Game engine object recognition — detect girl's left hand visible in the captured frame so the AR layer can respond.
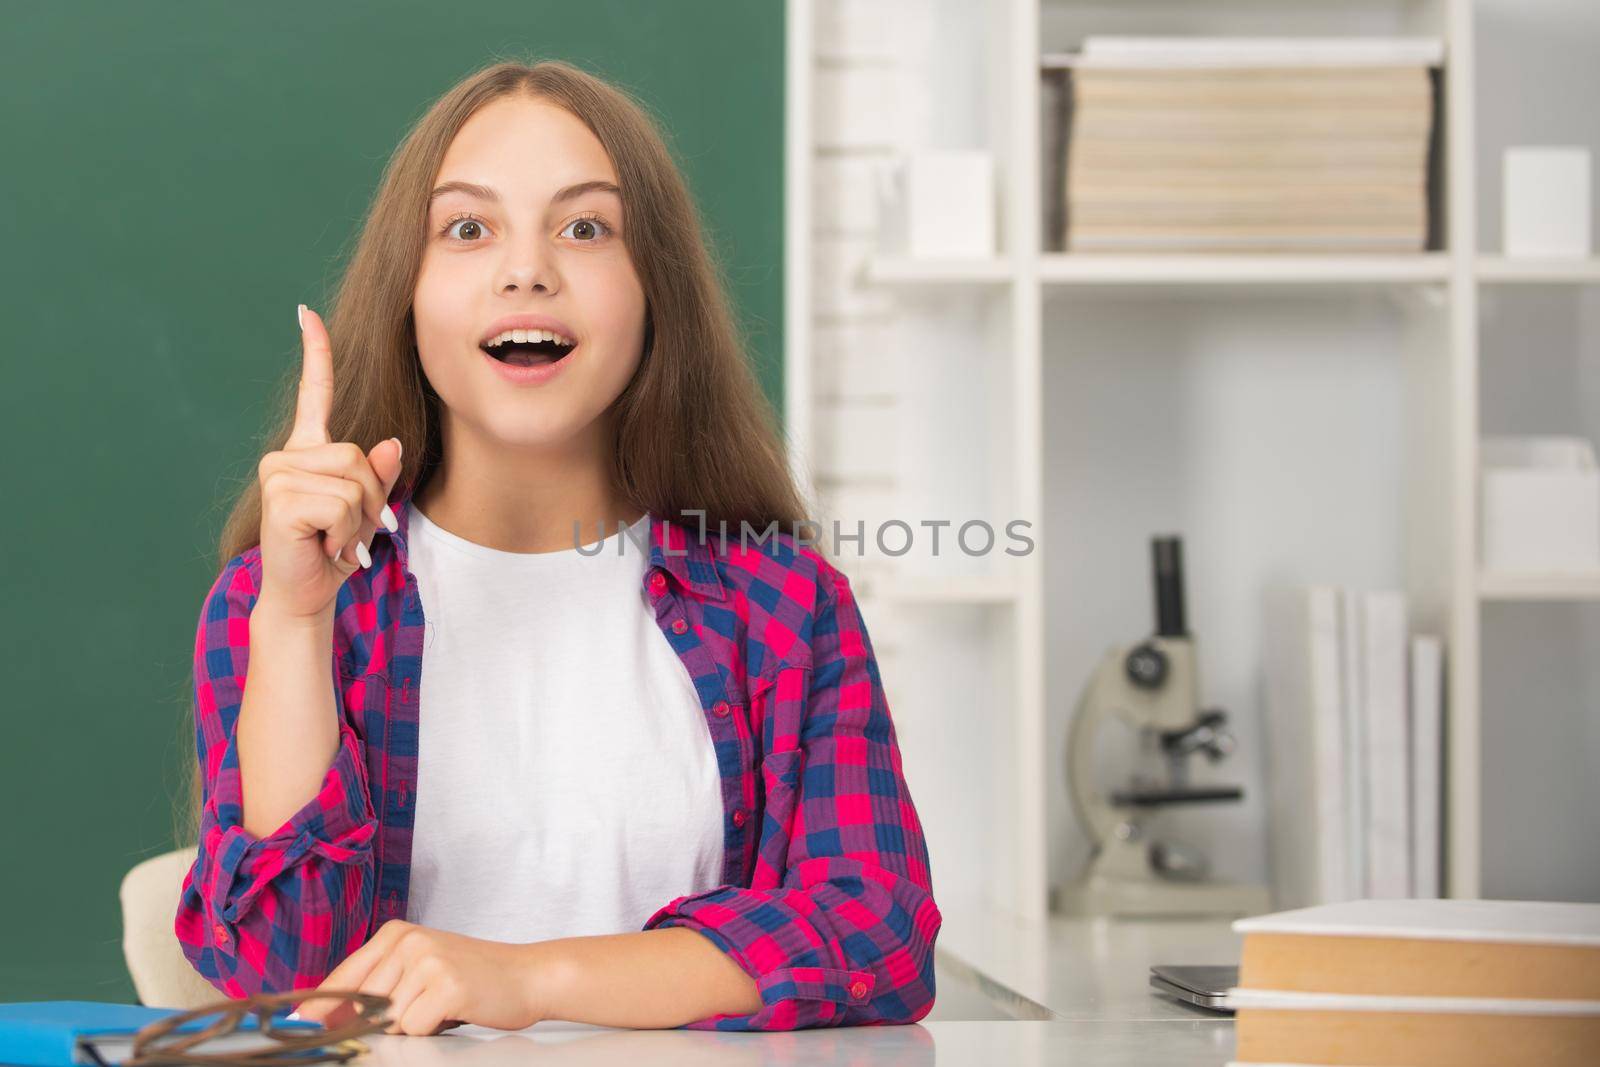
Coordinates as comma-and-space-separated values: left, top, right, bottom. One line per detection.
293, 920, 554, 1036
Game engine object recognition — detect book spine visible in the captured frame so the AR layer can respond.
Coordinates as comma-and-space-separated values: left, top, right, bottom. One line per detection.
1308, 587, 1349, 904
1411, 634, 1445, 898
1339, 588, 1368, 900
1363, 590, 1413, 898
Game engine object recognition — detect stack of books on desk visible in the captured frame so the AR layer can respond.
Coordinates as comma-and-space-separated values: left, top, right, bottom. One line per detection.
1047, 36, 1443, 253
1225, 899, 1600, 1067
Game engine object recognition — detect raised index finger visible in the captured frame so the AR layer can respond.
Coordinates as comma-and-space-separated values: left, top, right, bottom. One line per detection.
287, 304, 334, 449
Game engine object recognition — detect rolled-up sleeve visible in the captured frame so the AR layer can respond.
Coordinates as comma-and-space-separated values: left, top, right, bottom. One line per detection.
174, 552, 378, 997
643, 563, 942, 1029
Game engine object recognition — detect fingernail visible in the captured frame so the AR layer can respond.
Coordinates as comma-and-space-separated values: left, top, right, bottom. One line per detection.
286, 1011, 301, 1022
297, 303, 305, 330
357, 541, 372, 569
381, 504, 398, 533
391, 436, 402, 459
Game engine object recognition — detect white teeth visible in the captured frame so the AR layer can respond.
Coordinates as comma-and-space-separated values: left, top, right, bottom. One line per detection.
484, 327, 575, 348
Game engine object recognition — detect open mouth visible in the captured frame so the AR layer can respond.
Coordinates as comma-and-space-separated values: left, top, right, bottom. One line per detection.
481, 337, 577, 367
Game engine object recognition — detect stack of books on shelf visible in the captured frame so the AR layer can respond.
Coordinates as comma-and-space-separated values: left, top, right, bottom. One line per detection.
1224, 898, 1600, 1067
1044, 36, 1443, 253
1260, 586, 1443, 910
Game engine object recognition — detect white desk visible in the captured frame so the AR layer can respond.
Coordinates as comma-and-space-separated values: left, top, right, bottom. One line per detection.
355, 1018, 1236, 1066
933, 904, 1245, 1022
349, 909, 1244, 1065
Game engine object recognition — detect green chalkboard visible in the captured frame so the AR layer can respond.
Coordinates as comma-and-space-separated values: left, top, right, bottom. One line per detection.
0, 1, 784, 1002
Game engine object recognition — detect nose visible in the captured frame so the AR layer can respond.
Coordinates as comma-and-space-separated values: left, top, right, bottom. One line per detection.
495, 237, 560, 295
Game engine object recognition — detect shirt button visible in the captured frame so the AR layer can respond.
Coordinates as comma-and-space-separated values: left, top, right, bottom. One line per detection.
712, 700, 730, 717
671, 618, 688, 635
849, 979, 868, 999
731, 808, 747, 828
648, 571, 667, 596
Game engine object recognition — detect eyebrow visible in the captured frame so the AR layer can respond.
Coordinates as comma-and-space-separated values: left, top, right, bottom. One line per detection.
427, 179, 621, 208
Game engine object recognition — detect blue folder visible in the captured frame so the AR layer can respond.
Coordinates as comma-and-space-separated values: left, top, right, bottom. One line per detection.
0, 1000, 324, 1067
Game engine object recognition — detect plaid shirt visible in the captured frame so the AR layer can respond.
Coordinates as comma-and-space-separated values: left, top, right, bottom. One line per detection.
175, 473, 942, 1030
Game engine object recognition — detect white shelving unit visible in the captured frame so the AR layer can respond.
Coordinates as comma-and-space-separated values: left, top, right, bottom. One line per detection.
1476, 256, 1600, 284
1478, 570, 1600, 601
786, 0, 1600, 921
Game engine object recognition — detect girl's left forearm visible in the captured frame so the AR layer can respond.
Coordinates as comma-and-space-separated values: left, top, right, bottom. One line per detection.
522, 927, 764, 1029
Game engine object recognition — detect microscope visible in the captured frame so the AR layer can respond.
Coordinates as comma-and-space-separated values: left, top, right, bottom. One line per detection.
1055, 536, 1270, 919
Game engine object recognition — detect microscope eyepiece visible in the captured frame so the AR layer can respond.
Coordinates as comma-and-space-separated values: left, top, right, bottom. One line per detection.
1152, 536, 1187, 637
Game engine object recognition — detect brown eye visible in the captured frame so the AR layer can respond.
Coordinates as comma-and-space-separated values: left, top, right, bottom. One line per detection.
440, 215, 489, 241
561, 215, 611, 242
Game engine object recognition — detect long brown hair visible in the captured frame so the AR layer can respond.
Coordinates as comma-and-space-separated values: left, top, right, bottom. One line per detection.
177, 57, 810, 848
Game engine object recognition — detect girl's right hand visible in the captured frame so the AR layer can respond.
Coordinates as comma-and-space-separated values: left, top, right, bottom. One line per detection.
256, 304, 405, 622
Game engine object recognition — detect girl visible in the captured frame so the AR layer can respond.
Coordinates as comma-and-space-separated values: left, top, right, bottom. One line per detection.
173, 59, 941, 1034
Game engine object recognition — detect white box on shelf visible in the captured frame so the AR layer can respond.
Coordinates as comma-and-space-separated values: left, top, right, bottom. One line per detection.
877, 150, 996, 259
1503, 147, 1592, 259
1480, 436, 1600, 573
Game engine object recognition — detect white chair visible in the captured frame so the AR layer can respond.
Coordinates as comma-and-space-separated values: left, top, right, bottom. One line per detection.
119, 848, 227, 1008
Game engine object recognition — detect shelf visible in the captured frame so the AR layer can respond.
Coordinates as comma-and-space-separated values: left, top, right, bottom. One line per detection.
861, 573, 1020, 605
1476, 256, 1600, 284
863, 256, 1014, 286
1040, 253, 1450, 287
862, 254, 1456, 289
1477, 570, 1600, 601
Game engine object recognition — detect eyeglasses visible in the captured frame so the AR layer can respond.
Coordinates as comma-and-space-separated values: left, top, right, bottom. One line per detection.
96, 991, 393, 1067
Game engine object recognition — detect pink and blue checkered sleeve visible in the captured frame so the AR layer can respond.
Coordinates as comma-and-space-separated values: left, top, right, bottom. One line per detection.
643, 562, 943, 1030
174, 552, 380, 997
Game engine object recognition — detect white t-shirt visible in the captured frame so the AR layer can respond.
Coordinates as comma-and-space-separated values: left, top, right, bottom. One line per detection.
401, 504, 726, 943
